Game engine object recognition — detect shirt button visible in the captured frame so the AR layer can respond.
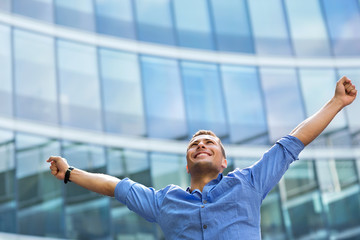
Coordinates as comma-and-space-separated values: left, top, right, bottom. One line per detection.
201, 205, 205, 208
203, 200, 207, 204
203, 224, 207, 229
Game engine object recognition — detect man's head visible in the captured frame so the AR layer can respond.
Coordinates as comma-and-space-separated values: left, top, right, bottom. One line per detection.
186, 130, 227, 175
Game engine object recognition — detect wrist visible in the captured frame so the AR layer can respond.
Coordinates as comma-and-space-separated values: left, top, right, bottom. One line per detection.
64, 166, 74, 184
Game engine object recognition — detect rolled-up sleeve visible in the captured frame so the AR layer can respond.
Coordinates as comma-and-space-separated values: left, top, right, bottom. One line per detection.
114, 178, 161, 223
239, 135, 305, 199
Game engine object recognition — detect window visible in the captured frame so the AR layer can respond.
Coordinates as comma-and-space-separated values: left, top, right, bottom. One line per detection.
140, 56, 187, 139
55, 0, 95, 31
248, 0, 292, 55
181, 61, 228, 138
173, 0, 214, 49
14, 30, 58, 124
0, 25, 12, 117
12, 0, 53, 22
94, 0, 136, 39
99, 48, 145, 136
322, 0, 360, 56
210, 0, 254, 53
284, 0, 331, 56
260, 67, 305, 142
135, 0, 175, 45
221, 65, 267, 143
57, 40, 102, 130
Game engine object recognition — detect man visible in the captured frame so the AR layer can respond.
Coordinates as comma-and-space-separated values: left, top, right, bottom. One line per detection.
48, 76, 357, 239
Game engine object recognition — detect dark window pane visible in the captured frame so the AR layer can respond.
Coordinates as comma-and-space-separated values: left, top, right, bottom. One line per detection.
13, 0, 53, 22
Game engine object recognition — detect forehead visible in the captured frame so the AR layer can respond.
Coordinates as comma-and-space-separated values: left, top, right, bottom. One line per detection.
189, 135, 219, 145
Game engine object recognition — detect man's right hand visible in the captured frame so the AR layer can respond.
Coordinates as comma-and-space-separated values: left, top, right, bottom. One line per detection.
47, 156, 70, 180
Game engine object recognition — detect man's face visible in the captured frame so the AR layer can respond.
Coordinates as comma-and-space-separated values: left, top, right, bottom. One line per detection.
186, 135, 227, 174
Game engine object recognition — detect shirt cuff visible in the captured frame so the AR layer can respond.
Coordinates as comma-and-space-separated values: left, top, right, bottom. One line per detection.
277, 135, 305, 160
114, 178, 137, 204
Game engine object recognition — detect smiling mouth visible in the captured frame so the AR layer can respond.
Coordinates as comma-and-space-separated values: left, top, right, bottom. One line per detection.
194, 152, 211, 158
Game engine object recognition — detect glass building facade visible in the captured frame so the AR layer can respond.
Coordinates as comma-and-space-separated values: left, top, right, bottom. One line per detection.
0, 0, 360, 239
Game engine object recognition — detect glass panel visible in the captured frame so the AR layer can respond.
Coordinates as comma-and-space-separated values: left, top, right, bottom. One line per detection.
335, 159, 358, 188
0, 130, 15, 233
260, 67, 305, 142
284, 160, 317, 198
94, 0, 136, 39
57, 40, 102, 131
286, 192, 326, 238
261, 188, 286, 240
299, 69, 346, 133
65, 198, 110, 239
322, 0, 360, 56
135, 0, 175, 45
15, 133, 63, 237
141, 56, 187, 139
221, 65, 267, 143
325, 187, 360, 232
99, 48, 145, 136
181, 61, 228, 137
284, 0, 331, 56
107, 148, 151, 187
337, 69, 360, 134
13, 0, 53, 22
150, 152, 188, 189
14, 30, 58, 124
248, 0, 292, 56
173, 0, 214, 49
0, 0, 10, 11
0, 25, 12, 117
210, 0, 254, 53
55, 0, 95, 31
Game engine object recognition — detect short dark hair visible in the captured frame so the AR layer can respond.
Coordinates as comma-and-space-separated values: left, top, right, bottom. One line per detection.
189, 130, 226, 159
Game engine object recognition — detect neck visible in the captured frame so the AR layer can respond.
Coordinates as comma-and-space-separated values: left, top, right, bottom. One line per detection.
189, 171, 220, 192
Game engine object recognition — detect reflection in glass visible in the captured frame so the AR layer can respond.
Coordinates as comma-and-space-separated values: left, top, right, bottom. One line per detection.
57, 40, 102, 130
299, 69, 346, 133
0, 25, 12, 117
135, 0, 175, 45
210, 0, 254, 53
322, 0, 360, 56
286, 192, 326, 238
99, 48, 145, 136
284, 0, 331, 56
16, 133, 63, 237
181, 61, 228, 138
14, 30, 58, 124
284, 160, 317, 198
260, 68, 305, 142
150, 152, 188, 189
173, 0, 214, 49
248, 0, 292, 55
337, 69, 360, 134
0, 130, 15, 233
62, 142, 110, 239
12, 0, 53, 22
54, 0, 95, 31
141, 56, 187, 139
221, 65, 267, 143
94, 0, 136, 39
261, 188, 286, 240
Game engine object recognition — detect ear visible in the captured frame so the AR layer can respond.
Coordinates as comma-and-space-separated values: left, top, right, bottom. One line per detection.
221, 159, 228, 169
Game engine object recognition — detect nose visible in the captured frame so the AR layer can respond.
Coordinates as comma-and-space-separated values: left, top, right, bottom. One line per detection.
197, 141, 206, 149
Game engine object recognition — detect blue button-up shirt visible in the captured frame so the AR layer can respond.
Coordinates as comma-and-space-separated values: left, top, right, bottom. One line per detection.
114, 135, 304, 239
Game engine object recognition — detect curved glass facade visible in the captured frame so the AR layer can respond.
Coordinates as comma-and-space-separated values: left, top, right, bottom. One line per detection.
1, 1, 360, 239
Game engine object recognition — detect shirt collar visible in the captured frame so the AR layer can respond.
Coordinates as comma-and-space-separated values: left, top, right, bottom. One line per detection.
186, 173, 223, 194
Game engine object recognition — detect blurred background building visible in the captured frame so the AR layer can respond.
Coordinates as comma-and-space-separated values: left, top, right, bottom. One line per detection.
0, 0, 360, 239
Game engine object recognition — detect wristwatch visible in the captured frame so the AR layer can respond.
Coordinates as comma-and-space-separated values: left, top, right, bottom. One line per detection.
64, 166, 74, 184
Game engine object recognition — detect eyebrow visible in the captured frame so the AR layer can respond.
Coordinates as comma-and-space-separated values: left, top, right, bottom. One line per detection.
188, 137, 217, 148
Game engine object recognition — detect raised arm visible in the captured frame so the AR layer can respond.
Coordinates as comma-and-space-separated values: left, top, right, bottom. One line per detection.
290, 76, 357, 146
47, 156, 120, 197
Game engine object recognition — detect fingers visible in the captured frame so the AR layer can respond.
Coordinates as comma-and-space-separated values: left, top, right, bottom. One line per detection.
344, 82, 357, 96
